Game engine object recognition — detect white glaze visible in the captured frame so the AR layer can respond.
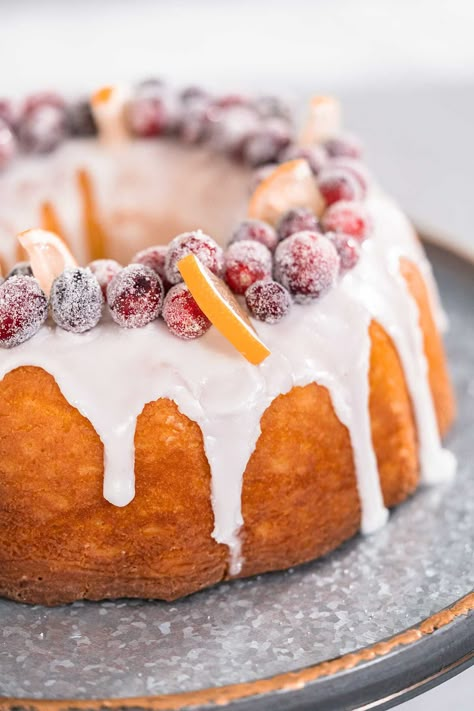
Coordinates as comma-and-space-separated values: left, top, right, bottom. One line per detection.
0, 186, 456, 573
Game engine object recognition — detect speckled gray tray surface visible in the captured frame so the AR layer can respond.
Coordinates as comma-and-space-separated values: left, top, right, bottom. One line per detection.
0, 242, 473, 702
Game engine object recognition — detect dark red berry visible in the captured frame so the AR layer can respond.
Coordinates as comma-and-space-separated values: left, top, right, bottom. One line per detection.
328, 232, 361, 271
279, 144, 327, 175
322, 201, 372, 241
243, 117, 291, 166
127, 81, 179, 137
180, 86, 209, 104
163, 283, 211, 340
274, 231, 340, 303
19, 93, 67, 153
88, 259, 122, 298
224, 240, 272, 295
107, 264, 163, 328
318, 167, 363, 206
131, 245, 171, 289
7, 261, 33, 279
230, 219, 278, 252
277, 207, 321, 242
254, 95, 291, 121
329, 157, 370, 191
209, 104, 259, 156
67, 99, 97, 137
165, 231, 224, 285
245, 279, 291, 323
0, 99, 19, 129
180, 95, 213, 144
0, 118, 17, 170
51, 268, 104, 333
324, 133, 362, 159
0, 276, 48, 348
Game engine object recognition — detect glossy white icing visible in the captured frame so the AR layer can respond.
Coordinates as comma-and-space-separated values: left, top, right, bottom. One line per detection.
0, 186, 456, 573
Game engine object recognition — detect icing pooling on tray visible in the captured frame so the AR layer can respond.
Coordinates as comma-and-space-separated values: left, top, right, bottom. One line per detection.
0, 185, 456, 573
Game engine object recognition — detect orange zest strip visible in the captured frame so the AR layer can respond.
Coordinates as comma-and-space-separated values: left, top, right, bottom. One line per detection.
40, 200, 72, 248
77, 167, 108, 261
17, 228, 77, 296
178, 254, 271, 366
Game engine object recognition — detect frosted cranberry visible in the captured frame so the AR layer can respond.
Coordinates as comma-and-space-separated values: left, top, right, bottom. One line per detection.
51, 268, 104, 333
318, 167, 363, 206
0, 118, 17, 170
107, 264, 163, 328
215, 94, 249, 109
243, 117, 292, 166
279, 144, 327, 175
209, 104, 259, 156
180, 86, 209, 104
245, 279, 291, 324
328, 232, 361, 271
274, 231, 339, 303
329, 157, 370, 191
277, 207, 321, 242
19, 93, 67, 153
254, 95, 291, 121
224, 240, 272, 295
180, 96, 213, 143
67, 99, 97, 136
163, 283, 211, 340
230, 219, 278, 252
324, 133, 362, 159
127, 81, 179, 137
322, 201, 372, 241
0, 99, 19, 128
165, 231, 223, 285
0, 276, 48, 348
88, 259, 122, 297
7, 261, 33, 279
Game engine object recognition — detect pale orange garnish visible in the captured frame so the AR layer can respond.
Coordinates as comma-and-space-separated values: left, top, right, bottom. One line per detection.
178, 253, 270, 365
299, 95, 341, 146
90, 84, 128, 144
17, 228, 77, 295
248, 159, 324, 225
77, 168, 108, 261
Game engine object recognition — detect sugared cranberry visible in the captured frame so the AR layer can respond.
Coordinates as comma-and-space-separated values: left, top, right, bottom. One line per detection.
324, 133, 362, 159
180, 86, 209, 104
224, 240, 272, 295
19, 93, 67, 153
245, 279, 291, 324
127, 80, 179, 137
328, 232, 361, 271
0, 99, 19, 129
318, 167, 363, 206
274, 231, 340, 303
7, 261, 33, 279
51, 267, 104, 333
230, 219, 278, 252
279, 144, 327, 175
209, 104, 259, 156
0, 118, 17, 170
67, 99, 97, 137
163, 282, 211, 340
254, 95, 291, 121
165, 231, 224, 285
214, 94, 249, 109
277, 207, 321, 242
131, 245, 170, 290
107, 264, 163, 328
243, 117, 292, 166
329, 157, 370, 192
322, 200, 372, 241
88, 259, 122, 298
0, 276, 48, 348
180, 95, 213, 144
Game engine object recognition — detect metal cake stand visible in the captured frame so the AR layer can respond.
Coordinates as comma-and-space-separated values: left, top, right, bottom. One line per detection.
0, 240, 473, 711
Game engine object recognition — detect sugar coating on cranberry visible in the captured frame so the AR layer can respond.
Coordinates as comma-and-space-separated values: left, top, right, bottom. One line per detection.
324, 133, 362, 159
328, 232, 361, 271
67, 99, 97, 136
322, 200, 372, 241
329, 157, 370, 191
131, 245, 170, 289
0, 118, 17, 170
245, 279, 291, 324
230, 219, 278, 252
243, 117, 291, 166
165, 230, 224, 285
279, 144, 327, 175
88, 259, 123, 297
163, 283, 211, 340
274, 231, 340, 303
224, 240, 273, 295
107, 264, 163, 328
127, 80, 179, 137
7, 261, 33, 279
318, 166, 363, 206
19, 93, 67, 154
0, 276, 48, 348
51, 267, 104, 333
277, 207, 321, 242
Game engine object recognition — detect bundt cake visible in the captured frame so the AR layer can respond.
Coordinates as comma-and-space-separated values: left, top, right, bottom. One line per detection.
0, 84, 456, 605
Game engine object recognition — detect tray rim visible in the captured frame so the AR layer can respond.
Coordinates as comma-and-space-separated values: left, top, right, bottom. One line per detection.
1, 234, 473, 711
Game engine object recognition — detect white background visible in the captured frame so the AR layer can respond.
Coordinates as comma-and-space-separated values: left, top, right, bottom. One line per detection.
1, 1, 473, 707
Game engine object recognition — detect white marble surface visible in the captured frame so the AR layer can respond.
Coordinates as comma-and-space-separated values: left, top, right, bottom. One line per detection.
0, 0, 473, 707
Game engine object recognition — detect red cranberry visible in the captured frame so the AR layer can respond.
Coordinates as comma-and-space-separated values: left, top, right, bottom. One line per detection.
180, 95, 213, 144
243, 117, 292, 166
127, 81, 179, 137
324, 133, 362, 159
224, 240, 272, 295
67, 99, 97, 137
131, 245, 170, 290
7, 262, 33, 279
230, 219, 278, 252
328, 232, 361, 271
107, 264, 163, 328
208, 104, 259, 156
163, 283, 211, 340
329, 157, 370, 191
51, 267, 104, 333
254, 95, 291, 121
0, 118, 17, 170
19, 93, 67, 153
0, 276, 48, 348
274, 231, 340, 303
277, 207, 321, 242
245, 279, 291, 324
165, 231, 224, 286
318, 167, 363, 206
0, 99, 19, 128
88, 259, 122, 298
279, 144, 327, 175
180, 86, 210, 104
322, 201, 372, 241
